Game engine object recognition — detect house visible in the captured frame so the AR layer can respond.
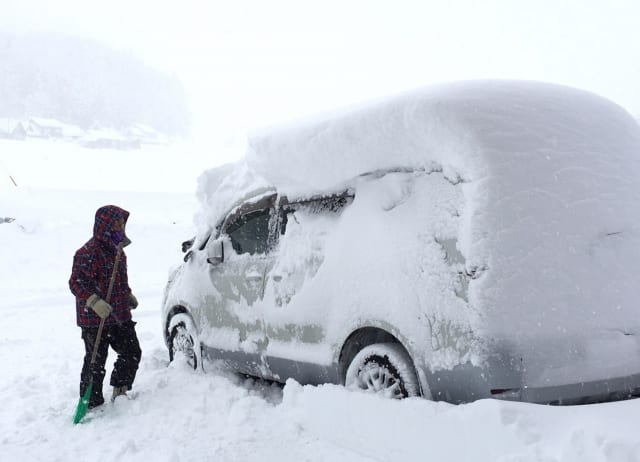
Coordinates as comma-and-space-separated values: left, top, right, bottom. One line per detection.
0, 119, 27, 140
58, 122, 86, 140
26, 118, 85, 140
126, 123, 168, 145
26, 117, 64, 138
80, 127, 140, 150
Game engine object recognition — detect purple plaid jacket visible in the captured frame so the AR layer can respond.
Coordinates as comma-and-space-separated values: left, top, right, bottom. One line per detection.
69, 205, 133, 327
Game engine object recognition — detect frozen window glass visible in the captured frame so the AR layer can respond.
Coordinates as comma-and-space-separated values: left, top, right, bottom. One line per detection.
226, 209, 271, 255
280, 194, 352, 235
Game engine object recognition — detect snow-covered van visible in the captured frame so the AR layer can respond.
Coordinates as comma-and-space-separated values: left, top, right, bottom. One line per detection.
162, 80, 640, 404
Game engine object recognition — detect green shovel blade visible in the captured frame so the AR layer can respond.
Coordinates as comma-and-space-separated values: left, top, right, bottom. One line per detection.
73, 383, 93, 424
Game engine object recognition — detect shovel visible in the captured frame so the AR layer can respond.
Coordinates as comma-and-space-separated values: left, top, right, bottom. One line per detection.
73, 242, 124, 424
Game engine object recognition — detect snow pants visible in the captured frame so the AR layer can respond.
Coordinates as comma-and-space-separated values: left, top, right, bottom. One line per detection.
80, 320, 141, 407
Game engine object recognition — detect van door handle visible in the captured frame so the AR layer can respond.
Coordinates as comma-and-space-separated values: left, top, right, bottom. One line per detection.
272, 275, 283, 282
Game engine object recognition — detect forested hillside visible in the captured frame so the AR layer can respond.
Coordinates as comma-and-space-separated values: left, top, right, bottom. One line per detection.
0, 32, 190, 136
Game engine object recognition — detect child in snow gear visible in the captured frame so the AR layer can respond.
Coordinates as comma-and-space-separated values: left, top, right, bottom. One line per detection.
69, 205, 141, 409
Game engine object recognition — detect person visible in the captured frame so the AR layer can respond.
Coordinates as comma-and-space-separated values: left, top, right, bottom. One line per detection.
69, 205, 141, 408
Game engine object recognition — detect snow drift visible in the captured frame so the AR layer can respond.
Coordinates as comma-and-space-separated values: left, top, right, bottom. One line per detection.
5, 133, 640, 461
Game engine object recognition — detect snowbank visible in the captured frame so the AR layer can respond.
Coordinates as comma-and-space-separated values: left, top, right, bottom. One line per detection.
3, 142, 640, 461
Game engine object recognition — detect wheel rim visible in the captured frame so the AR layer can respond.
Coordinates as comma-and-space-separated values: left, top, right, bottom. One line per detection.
172, 323, 197, 369
353, 358, 407, 399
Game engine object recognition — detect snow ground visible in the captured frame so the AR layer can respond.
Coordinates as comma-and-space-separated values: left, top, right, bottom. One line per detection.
2, 141, 640, 462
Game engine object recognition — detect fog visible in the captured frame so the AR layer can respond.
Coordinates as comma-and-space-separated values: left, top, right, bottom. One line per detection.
2, 0, 640, 165
0, 33, 189, 136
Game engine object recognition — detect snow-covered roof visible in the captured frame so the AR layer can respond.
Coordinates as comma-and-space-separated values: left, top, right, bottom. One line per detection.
59, 123, 85, 137
28, 117, 85, 137
247, 80, 640, 193
128, 123, 160, 137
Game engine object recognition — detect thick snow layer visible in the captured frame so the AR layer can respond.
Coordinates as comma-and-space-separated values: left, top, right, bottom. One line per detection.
196, 80, 640, 380
247, 80, 640, 192
4, 142, 640, 461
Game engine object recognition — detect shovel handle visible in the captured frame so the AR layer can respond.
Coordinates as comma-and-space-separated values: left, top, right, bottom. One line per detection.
90, 243, 124, 365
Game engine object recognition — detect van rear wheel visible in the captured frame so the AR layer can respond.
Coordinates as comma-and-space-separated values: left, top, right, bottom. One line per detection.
345, 343, 419, 399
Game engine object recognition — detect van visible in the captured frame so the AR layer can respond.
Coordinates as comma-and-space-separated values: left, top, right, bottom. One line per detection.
162, 80, 640, 403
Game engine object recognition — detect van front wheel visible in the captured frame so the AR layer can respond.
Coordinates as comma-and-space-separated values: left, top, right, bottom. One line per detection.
345, 343, 419, 399
168, 313, 201, 371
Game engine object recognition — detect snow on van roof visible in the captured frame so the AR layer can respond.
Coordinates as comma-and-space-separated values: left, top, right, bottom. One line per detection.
200, 80, 640, 230
246, 80, 640, 192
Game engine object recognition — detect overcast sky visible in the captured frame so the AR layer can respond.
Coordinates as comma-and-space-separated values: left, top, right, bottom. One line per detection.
3, 0, 640, 158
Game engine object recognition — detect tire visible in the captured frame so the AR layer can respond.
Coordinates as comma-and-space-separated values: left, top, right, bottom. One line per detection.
168, 313, 202, 371
345, 342, 420, 399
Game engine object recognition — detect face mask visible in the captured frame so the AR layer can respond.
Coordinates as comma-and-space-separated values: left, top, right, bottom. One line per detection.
111, 230, 125, 245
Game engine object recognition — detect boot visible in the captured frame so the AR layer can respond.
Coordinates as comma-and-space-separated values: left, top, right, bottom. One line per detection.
111, 385, 129, 402
89, 396, 105, 409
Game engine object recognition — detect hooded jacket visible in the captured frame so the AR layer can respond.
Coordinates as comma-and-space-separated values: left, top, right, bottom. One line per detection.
69, 205, 133, 327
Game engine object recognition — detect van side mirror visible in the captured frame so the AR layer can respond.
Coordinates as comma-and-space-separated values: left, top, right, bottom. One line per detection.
182, 237, 196, 262
181, 237, 195, 253
206, 239, 225, 265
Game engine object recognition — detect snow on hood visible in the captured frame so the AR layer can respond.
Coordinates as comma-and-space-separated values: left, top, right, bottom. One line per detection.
197, 80, 640, 370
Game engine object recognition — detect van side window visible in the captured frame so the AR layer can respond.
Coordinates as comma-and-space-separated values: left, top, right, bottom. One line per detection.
225, 208, 271, 255
280, 192, 353, 235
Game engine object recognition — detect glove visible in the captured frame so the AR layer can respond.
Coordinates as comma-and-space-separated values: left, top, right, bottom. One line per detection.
86, 294, 113, 319
129, 293, 138, 309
